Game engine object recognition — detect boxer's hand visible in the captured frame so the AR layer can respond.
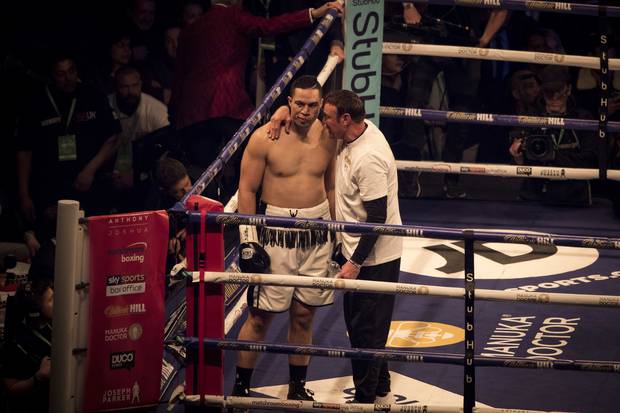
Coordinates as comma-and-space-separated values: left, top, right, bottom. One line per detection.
239, 225, 270, 273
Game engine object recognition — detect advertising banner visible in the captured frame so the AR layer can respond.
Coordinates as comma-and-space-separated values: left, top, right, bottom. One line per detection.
344, 0, 384, 124
84, 211, 168, 412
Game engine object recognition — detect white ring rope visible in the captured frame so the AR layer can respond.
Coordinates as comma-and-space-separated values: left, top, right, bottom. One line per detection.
193, 271, 620, 308
383, 42, 620, 70
183, 394, 575, 413
396, 160, 620, 181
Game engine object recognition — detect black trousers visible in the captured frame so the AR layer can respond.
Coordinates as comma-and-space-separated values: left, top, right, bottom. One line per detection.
343, 258, 401, 403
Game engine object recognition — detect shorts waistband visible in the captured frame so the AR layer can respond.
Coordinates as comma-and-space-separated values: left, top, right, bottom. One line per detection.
263, 199, 330, 219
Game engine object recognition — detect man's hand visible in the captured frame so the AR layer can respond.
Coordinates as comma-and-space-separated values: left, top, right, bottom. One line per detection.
24, 231, 40, 258
403, 3, 422, 25
509, 137, 524, 164
74, 168, 95, 192
112, 169, 134, 190
36, 356, 51, 381
337, 260, 360, 280
267, 106, 292, 141
312, 1, 344, 20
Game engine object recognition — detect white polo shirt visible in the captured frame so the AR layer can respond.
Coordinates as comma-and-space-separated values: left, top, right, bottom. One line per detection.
335, 119, 402, 266
108, 92, 170, 172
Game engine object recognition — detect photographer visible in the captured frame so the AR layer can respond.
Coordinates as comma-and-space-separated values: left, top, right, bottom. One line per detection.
2, 279, 53, 413
509, 65, 597, 206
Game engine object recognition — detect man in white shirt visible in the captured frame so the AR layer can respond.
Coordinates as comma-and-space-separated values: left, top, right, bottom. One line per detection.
108, 66, 169, 209
322, 89, 402, 405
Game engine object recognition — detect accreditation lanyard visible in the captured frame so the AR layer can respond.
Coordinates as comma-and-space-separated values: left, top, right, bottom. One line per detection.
46, 86, 76, 133
46, 86, 77, 161
550, 129, 565, 148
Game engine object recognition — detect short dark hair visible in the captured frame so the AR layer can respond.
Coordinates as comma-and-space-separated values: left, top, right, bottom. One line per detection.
324, 90, 365, 122
156, 156, 188, 190
290, 75, 322, 97
49, 52, 76, 72
115, 65, 141, 81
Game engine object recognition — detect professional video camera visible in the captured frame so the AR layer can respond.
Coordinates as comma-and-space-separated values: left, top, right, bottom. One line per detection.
521, 131, 557, 162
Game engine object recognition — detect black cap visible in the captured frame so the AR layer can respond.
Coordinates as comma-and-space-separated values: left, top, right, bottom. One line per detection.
538, 65, 571, 92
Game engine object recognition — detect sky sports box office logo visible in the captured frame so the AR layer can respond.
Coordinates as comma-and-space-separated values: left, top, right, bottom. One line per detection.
106, 274, 146, 297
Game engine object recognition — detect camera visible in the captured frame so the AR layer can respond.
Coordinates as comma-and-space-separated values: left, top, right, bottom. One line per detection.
521, 133, 556, 162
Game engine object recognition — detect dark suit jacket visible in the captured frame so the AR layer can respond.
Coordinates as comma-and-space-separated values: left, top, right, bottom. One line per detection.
172, 4, 311, 129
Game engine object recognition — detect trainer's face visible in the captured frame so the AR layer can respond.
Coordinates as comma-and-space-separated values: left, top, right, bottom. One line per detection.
288, 88, 322, 129
322, 103, 346, 140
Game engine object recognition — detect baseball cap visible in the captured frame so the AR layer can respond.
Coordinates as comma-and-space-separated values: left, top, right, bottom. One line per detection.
538, 65, 571, 93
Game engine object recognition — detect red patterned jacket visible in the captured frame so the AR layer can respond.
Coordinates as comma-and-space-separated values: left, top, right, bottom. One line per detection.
172, 4, 312, 129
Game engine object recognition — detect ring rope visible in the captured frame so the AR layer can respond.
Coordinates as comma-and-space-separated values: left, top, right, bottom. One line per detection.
201, 212, 620, 250
385, 0, 620, 17
380, 106, 620, 133
396, 160, 620, 181
383, 42, 620, 70
192, 271, 620, 308
183, 394, 575, 413
187, 338, 620, 374
177, 9, 340, 208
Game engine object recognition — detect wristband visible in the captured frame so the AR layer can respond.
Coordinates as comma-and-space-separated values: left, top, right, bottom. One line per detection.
348, 259, 362, 270
239, 225, 259, 244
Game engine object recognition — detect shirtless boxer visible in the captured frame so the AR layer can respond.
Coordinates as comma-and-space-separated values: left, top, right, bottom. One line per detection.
232, 75, 337, 402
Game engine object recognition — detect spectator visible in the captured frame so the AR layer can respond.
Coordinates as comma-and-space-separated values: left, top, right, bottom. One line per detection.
509, 65, 596, 205
181, 0, 205, 27
16, 54, 120, 232
108, 65, 169, 211
2, 278, 53, 413
400, 3, 508, 198
170, 0, 342, 199
126, 0, 161, 65
90, 30, 133, 96
142, 24, 180, 105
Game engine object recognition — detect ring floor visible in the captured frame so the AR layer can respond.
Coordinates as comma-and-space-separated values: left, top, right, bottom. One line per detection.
217, 183, 620, 413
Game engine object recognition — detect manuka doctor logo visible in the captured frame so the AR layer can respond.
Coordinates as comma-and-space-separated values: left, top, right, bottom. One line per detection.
106, 274, 146, 296
110, 351, 135, 370
108, 242, 147, 264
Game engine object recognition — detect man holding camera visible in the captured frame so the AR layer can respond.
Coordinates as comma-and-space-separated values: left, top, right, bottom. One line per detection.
509, 65, 597, 206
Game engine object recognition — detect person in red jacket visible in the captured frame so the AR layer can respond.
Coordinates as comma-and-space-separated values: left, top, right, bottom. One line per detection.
170, 0, 342, 200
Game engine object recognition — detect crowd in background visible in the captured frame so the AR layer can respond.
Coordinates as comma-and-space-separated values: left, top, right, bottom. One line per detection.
0, 0, 618, 411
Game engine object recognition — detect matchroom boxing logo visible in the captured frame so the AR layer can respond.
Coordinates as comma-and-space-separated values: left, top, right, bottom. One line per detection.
387, 321, 464, 348
400, 229, 598, 280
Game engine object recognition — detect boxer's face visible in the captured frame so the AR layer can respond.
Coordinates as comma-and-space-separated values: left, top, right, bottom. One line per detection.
288, 88, 322, 129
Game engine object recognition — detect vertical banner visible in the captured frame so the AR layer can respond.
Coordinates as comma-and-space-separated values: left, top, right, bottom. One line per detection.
344, 0, 384, 125
84, 211, 168, 412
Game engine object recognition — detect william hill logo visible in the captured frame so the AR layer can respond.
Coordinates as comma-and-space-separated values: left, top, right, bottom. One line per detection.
387, 321, 464, 348
105, 303, 146, 318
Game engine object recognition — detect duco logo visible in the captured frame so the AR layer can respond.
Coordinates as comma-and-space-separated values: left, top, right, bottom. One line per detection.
387, 321, 464, 348
110, 351, 135, 370
400, 229, 597, 279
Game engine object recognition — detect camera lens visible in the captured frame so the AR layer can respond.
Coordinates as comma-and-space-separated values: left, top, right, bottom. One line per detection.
530, 137, 548, 156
